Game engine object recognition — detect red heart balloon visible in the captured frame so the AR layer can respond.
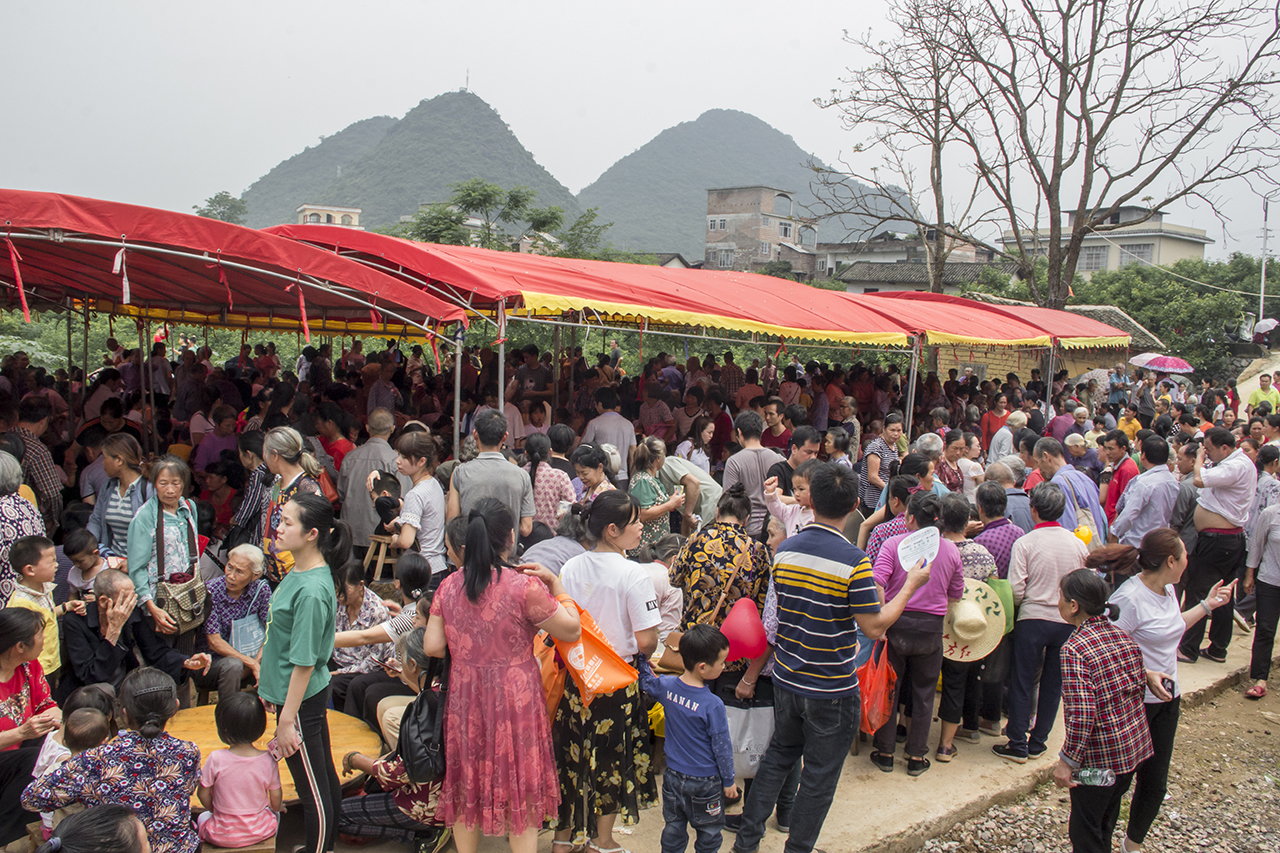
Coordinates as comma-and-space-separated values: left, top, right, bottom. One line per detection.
721, 597, 767, 662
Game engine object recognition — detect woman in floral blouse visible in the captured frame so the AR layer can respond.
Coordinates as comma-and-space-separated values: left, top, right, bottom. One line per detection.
627, 437, 685, 557
522, 433, 576, 531
668, 482, 772, 690
339, 626, 445, 849
24, 667, 202, 853
0, 608, 59, 846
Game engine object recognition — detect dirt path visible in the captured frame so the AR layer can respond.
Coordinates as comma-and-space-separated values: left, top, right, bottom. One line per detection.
920, 689, 1280, 853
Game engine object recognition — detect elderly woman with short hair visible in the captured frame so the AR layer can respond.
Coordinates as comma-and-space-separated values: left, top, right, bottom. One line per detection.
192, 544, 271, 699
0, 451, 45, 603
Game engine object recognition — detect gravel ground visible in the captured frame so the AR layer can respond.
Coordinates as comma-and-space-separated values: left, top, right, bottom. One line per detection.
921, 689, 1280, 853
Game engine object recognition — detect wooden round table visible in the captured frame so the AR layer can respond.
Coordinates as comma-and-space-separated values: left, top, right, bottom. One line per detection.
169, 705, 383, 806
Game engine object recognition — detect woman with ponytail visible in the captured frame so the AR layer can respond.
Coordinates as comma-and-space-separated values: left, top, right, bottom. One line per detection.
258, 492, 350, 853
1092, 531, 1234, 852
1052, 569, 1154, 853
24, 668, 200, 853
35, 804, 148, 853
260, 427, 323, 583
551, 491, 662, 853
522, 432, 576, 530
425, 498, 579, 853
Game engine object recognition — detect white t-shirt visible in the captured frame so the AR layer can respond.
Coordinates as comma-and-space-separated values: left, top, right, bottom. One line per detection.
958, 457, 983, 503
1110, 576, 1183, 703
581, 411, 638, 479
396, 478, 447, 574
559, 550, 660, 656
675, 440, 711, 473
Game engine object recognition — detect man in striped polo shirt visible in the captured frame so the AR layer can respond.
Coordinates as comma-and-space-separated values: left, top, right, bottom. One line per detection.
731, 462, 932, 853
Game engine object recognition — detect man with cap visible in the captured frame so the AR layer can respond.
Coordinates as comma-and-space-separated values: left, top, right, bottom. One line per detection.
988, 410, 1025, 462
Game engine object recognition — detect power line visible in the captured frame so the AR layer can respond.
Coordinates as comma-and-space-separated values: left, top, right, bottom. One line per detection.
1090, 232, 1268, 297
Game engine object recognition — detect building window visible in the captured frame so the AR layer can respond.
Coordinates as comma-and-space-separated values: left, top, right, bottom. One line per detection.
307, 213, 321, 223
1080, 245, 1107, 271
719, 219, 727, 230
818, 259, 827, 273
759, 241, 772, 257
779, 221, 792, 240
718, 250, 734, 269
340, 215, 353, 226
863, 287, 880, 293
708, 218, 716, 231
761, 216, 769, 229
1119, 243, 1153, 266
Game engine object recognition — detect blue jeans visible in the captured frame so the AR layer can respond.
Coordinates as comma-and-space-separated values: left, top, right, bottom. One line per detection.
661, 769, 724, 853
733, 685, 860, 853
1006, 619, 1074, 757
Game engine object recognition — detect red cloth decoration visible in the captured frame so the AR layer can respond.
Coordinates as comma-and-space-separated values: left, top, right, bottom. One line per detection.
287, 274, 310, 342
3, 237, 30, 322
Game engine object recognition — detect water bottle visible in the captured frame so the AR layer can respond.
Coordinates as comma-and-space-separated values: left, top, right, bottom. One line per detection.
1071, 767, 1116, 786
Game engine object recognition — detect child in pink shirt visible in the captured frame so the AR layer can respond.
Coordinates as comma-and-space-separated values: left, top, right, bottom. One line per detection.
196, 693, 283, 847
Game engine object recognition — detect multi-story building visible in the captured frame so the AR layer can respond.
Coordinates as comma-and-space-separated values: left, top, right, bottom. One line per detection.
998, 206, 1212, 278
705, 186, 817, 276
296, 204, 363, 229
816, 230, 992, 278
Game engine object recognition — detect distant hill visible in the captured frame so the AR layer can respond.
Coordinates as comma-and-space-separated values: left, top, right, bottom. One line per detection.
576, 109, 893, 259
242, 116, 398, 229
311, 91, 580, 230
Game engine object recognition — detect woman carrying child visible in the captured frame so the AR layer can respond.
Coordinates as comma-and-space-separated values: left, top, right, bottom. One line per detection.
23, 667, 202, 853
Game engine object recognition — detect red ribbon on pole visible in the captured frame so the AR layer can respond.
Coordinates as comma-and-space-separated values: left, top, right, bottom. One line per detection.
205, 254, 233, 312
428, 322, 442, 373
3, 237, 30, 323
287, 273, 310, 342
491, 305, 507, 347
369, 293, 382, 328
774, 336, 788, 359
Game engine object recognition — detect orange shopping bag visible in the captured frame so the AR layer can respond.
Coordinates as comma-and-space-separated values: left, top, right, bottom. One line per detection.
533, 631, 566, 721
551, 599, 638, 705
857, 639, 898, 736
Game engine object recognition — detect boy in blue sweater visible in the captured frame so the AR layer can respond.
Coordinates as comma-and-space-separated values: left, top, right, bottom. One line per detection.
640, 624, 739, 853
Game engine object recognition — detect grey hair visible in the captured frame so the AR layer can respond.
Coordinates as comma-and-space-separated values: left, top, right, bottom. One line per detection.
914, 432, 944, 461
1029, 481, 1068, 522
0, 451, 22, 495
985, 460, 1015, 487
650, 533, 686, 564
398, 626, 431, 676
92, 568, 134, 599
457, 434, 480, 464
998, 455, 1028, 486
228, 544, 265, 577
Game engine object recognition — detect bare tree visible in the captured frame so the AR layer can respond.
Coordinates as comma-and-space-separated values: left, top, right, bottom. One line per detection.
815, 0, 1012, 292
822, 0, 1280, 307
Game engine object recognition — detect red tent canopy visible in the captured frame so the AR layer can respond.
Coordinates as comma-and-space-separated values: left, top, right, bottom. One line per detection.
0, 190, 465, 337
264, 225, 913, 346
854, 292, 1130, 349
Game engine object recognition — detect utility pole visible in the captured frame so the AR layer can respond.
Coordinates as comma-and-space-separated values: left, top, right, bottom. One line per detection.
1262, 197, 1271, 321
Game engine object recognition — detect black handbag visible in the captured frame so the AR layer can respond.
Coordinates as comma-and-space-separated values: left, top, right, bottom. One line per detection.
397, 653, 449, 784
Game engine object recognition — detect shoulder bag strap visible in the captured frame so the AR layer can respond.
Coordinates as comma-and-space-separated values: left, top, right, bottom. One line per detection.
155, 503, 165, 582
704, 537, 749, 625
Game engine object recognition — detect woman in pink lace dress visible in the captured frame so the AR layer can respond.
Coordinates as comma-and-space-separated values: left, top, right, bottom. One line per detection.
425, 498, 581, 853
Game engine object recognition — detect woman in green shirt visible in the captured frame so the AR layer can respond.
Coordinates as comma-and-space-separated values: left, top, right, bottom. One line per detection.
259, 492, 351, 853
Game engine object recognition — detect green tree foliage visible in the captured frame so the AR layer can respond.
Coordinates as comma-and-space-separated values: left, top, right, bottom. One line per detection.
758, 260, 796, 281
193, 191, 248, 225
403, 204, 470, 245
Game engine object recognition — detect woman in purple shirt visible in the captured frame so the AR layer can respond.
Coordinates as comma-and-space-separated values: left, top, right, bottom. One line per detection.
868, 492, 965, 777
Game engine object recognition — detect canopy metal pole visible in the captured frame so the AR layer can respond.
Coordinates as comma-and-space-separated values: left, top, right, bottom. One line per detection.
552, 325, 561, 414
64, 297, 74, 440
453, 323, 464, 458
904, 337, 921, 439
136, 319, 151, 456
497, 299, 506, 407
145, 318, 157, 455
82, 300, 89, 404
568, 319, 577, 416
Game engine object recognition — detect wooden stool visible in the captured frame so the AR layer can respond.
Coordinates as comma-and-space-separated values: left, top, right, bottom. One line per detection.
363, 534, 403, 582
200, 836, 276, 853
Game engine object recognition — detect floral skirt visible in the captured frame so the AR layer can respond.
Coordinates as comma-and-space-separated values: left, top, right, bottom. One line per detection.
550, 675, 657, 842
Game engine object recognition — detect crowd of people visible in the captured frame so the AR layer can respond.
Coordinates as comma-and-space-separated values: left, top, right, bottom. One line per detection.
0, 335, 1271, 853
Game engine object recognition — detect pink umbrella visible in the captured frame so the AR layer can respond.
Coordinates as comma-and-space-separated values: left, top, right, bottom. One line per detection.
1129, 352, 1194, 373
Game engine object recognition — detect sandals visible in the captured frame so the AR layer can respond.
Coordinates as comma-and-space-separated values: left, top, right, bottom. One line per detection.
1245, 683, 1267, 700
907, 755, 931, 777
1200, 647, 1227, 663
935, 744, 959, 763
870, 750, 895, 772
587, 843, 631, 853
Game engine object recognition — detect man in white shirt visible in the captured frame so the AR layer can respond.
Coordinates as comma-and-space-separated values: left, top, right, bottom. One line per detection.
581, 386, 636, 485
1178, 427, 1256, 663
1111, 435, 1180, 548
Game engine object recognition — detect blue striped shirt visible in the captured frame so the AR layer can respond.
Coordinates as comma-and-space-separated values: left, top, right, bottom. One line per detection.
771, 523, 881, 698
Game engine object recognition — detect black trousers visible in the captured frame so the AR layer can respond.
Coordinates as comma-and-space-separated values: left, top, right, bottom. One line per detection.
1250, 579, 1280, 681
343, 669, 413, 732
1178, 530, 1246, 661
281, 686, 343, 853
1069, 770, 1135, 853
1127, 698, 1180, 844
0, 745, 40, 844
938, 658, 981, 729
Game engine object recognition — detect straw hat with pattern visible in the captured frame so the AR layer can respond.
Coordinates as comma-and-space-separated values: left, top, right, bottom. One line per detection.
942, 578, 1005, 662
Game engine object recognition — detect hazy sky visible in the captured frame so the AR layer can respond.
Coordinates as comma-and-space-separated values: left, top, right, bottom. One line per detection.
3, 0, 1271, 259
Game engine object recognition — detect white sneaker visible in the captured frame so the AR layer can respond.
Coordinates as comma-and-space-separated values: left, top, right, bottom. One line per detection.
1234, 610, 1252, 632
